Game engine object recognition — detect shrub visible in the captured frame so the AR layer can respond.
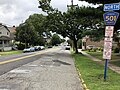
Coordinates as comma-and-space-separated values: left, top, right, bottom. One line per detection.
17, 44, 25, 50
114, 48, 120, 53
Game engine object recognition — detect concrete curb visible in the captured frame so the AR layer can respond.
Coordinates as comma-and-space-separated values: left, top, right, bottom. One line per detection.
77, 68, 90, 90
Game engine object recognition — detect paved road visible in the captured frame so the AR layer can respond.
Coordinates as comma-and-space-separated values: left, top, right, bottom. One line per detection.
0, 48, 58, 75
0, 47, 83, 90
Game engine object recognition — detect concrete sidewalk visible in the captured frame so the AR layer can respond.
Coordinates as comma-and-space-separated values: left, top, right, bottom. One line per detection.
0, 49, 83, 90
79, 49, 120, 74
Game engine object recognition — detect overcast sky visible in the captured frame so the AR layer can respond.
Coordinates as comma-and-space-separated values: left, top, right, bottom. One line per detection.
0, 0, 98, 27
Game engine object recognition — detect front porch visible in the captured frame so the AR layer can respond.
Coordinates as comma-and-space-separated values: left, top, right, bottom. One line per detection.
0, 36, 12, 51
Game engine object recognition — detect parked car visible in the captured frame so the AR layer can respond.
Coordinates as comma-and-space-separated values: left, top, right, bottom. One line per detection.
23, 47, 35, 53
34, 46, 41, 51
65, 45, 70, 50
40, 46, 45, 50
48, 45, 53, 48
86, 45, 96, 49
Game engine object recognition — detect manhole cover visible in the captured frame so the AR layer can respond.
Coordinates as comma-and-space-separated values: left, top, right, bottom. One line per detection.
9, 69, 31, 74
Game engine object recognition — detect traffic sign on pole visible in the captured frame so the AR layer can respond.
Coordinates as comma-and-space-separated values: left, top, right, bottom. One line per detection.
104, 3, 120, 11
103, 2, 120, 81
103, 38, 113, 60
105, 26, 114, 37
103, 11, 119, 25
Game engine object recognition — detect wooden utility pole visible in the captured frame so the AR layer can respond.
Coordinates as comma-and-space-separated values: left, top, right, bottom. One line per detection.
67, 0, 78, 10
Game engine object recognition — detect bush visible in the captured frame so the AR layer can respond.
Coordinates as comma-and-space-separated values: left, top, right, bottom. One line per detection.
114, 48, 120, 53
17, 44, 25, 50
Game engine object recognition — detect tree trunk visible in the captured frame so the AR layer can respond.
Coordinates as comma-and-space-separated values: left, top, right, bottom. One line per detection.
73, 38, 78, 53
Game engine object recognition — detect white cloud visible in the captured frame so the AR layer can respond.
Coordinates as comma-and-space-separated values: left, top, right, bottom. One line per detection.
0, 0, 98, 26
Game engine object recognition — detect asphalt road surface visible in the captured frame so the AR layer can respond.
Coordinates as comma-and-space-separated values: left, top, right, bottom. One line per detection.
0, 47, 60, 76
0, 46, 83, 90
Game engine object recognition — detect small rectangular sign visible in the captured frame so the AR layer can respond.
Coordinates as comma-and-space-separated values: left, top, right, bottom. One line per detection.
104, 3, 120, 11
105, 26, 114, 37
103, 38, 113, 59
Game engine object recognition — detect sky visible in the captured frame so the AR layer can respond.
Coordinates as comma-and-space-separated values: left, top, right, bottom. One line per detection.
0, 0, 98, 27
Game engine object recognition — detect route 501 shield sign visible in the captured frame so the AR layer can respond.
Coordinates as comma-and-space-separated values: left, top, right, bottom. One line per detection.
103, 11, 119, 25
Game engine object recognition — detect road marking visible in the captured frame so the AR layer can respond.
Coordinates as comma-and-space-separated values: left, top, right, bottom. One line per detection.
0, 49, 54, 65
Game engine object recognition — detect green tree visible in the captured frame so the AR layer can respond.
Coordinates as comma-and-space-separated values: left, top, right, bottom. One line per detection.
16, 23, 37, 47
38, 0, 103, 53
25, 14, 48, 45
79, 0, 120, 51
16, 14, 51, 46
78, 0, 120, 4
51, 34, 61, 46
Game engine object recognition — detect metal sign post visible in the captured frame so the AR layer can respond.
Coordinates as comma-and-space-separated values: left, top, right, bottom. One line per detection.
103, 26, 114, 81
103, 3, 119, 81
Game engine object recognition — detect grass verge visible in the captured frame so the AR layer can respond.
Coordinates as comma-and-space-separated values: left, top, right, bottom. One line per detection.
86, 51, 120, 67
0, 50, 22, 56
73, 53, 120, 90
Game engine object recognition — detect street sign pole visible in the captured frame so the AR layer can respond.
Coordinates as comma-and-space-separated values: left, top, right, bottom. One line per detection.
104, 59, 108, 81
103, 3, 119, 81
103, 26, 114, 81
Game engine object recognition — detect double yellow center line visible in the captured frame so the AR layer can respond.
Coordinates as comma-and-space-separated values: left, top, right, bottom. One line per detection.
0, 50, 48, 65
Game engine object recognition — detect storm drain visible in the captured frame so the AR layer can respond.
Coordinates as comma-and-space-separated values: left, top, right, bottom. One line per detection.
9, 69, 31, 74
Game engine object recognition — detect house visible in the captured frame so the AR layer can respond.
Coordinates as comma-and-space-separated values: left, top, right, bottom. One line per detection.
8, 26, 16, 43
0, 23, 12, 51
82, 36, 104, 50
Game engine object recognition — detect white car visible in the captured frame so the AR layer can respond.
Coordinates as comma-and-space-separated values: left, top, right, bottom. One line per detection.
23, 47, 35, 53
86, 45, 96, 49
40, 46, 45, 50
65, 45, 70, 50
34, 46, 41, 51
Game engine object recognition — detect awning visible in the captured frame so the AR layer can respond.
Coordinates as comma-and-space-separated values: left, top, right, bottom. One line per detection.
0, 36, 11, 40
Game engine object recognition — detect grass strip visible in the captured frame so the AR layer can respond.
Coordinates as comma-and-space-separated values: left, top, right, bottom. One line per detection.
73, 53, 120, 90
0, 50, 22, 56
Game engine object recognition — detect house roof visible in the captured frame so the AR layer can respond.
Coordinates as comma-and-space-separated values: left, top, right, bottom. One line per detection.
0, 36, 11, 40
0, 24, 10, 32
8, 27, 16, 33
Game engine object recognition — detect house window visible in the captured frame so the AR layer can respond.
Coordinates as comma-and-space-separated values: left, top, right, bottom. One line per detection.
0, 32, 2, 34
7, 32, 9, 35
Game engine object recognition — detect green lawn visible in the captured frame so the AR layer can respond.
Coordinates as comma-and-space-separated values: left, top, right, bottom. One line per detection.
73, 54, 120, 90
0, 50, 22, 56
110, 61, 120, 67
86, 51, 120, 67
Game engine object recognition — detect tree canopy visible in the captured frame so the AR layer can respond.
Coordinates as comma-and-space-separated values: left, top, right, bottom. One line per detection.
50, 34, 61, 46
39, 0, 104, 53
16, 14, 50, 46
78, 0, 120, 4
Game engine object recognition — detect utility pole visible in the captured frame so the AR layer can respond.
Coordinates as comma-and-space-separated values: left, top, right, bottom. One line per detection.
67, 0, 78, 10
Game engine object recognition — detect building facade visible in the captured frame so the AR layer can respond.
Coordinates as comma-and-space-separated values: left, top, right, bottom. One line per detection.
0, 24, 12, 51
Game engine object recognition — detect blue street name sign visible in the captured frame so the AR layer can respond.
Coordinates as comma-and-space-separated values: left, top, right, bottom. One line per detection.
103, 11, 119, 25
104, 3, 120, 11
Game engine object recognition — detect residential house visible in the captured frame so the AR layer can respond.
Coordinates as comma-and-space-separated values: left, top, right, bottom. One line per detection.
0, 23, 12, 51
8, 26, 16, 43
82, 36, 104, 50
